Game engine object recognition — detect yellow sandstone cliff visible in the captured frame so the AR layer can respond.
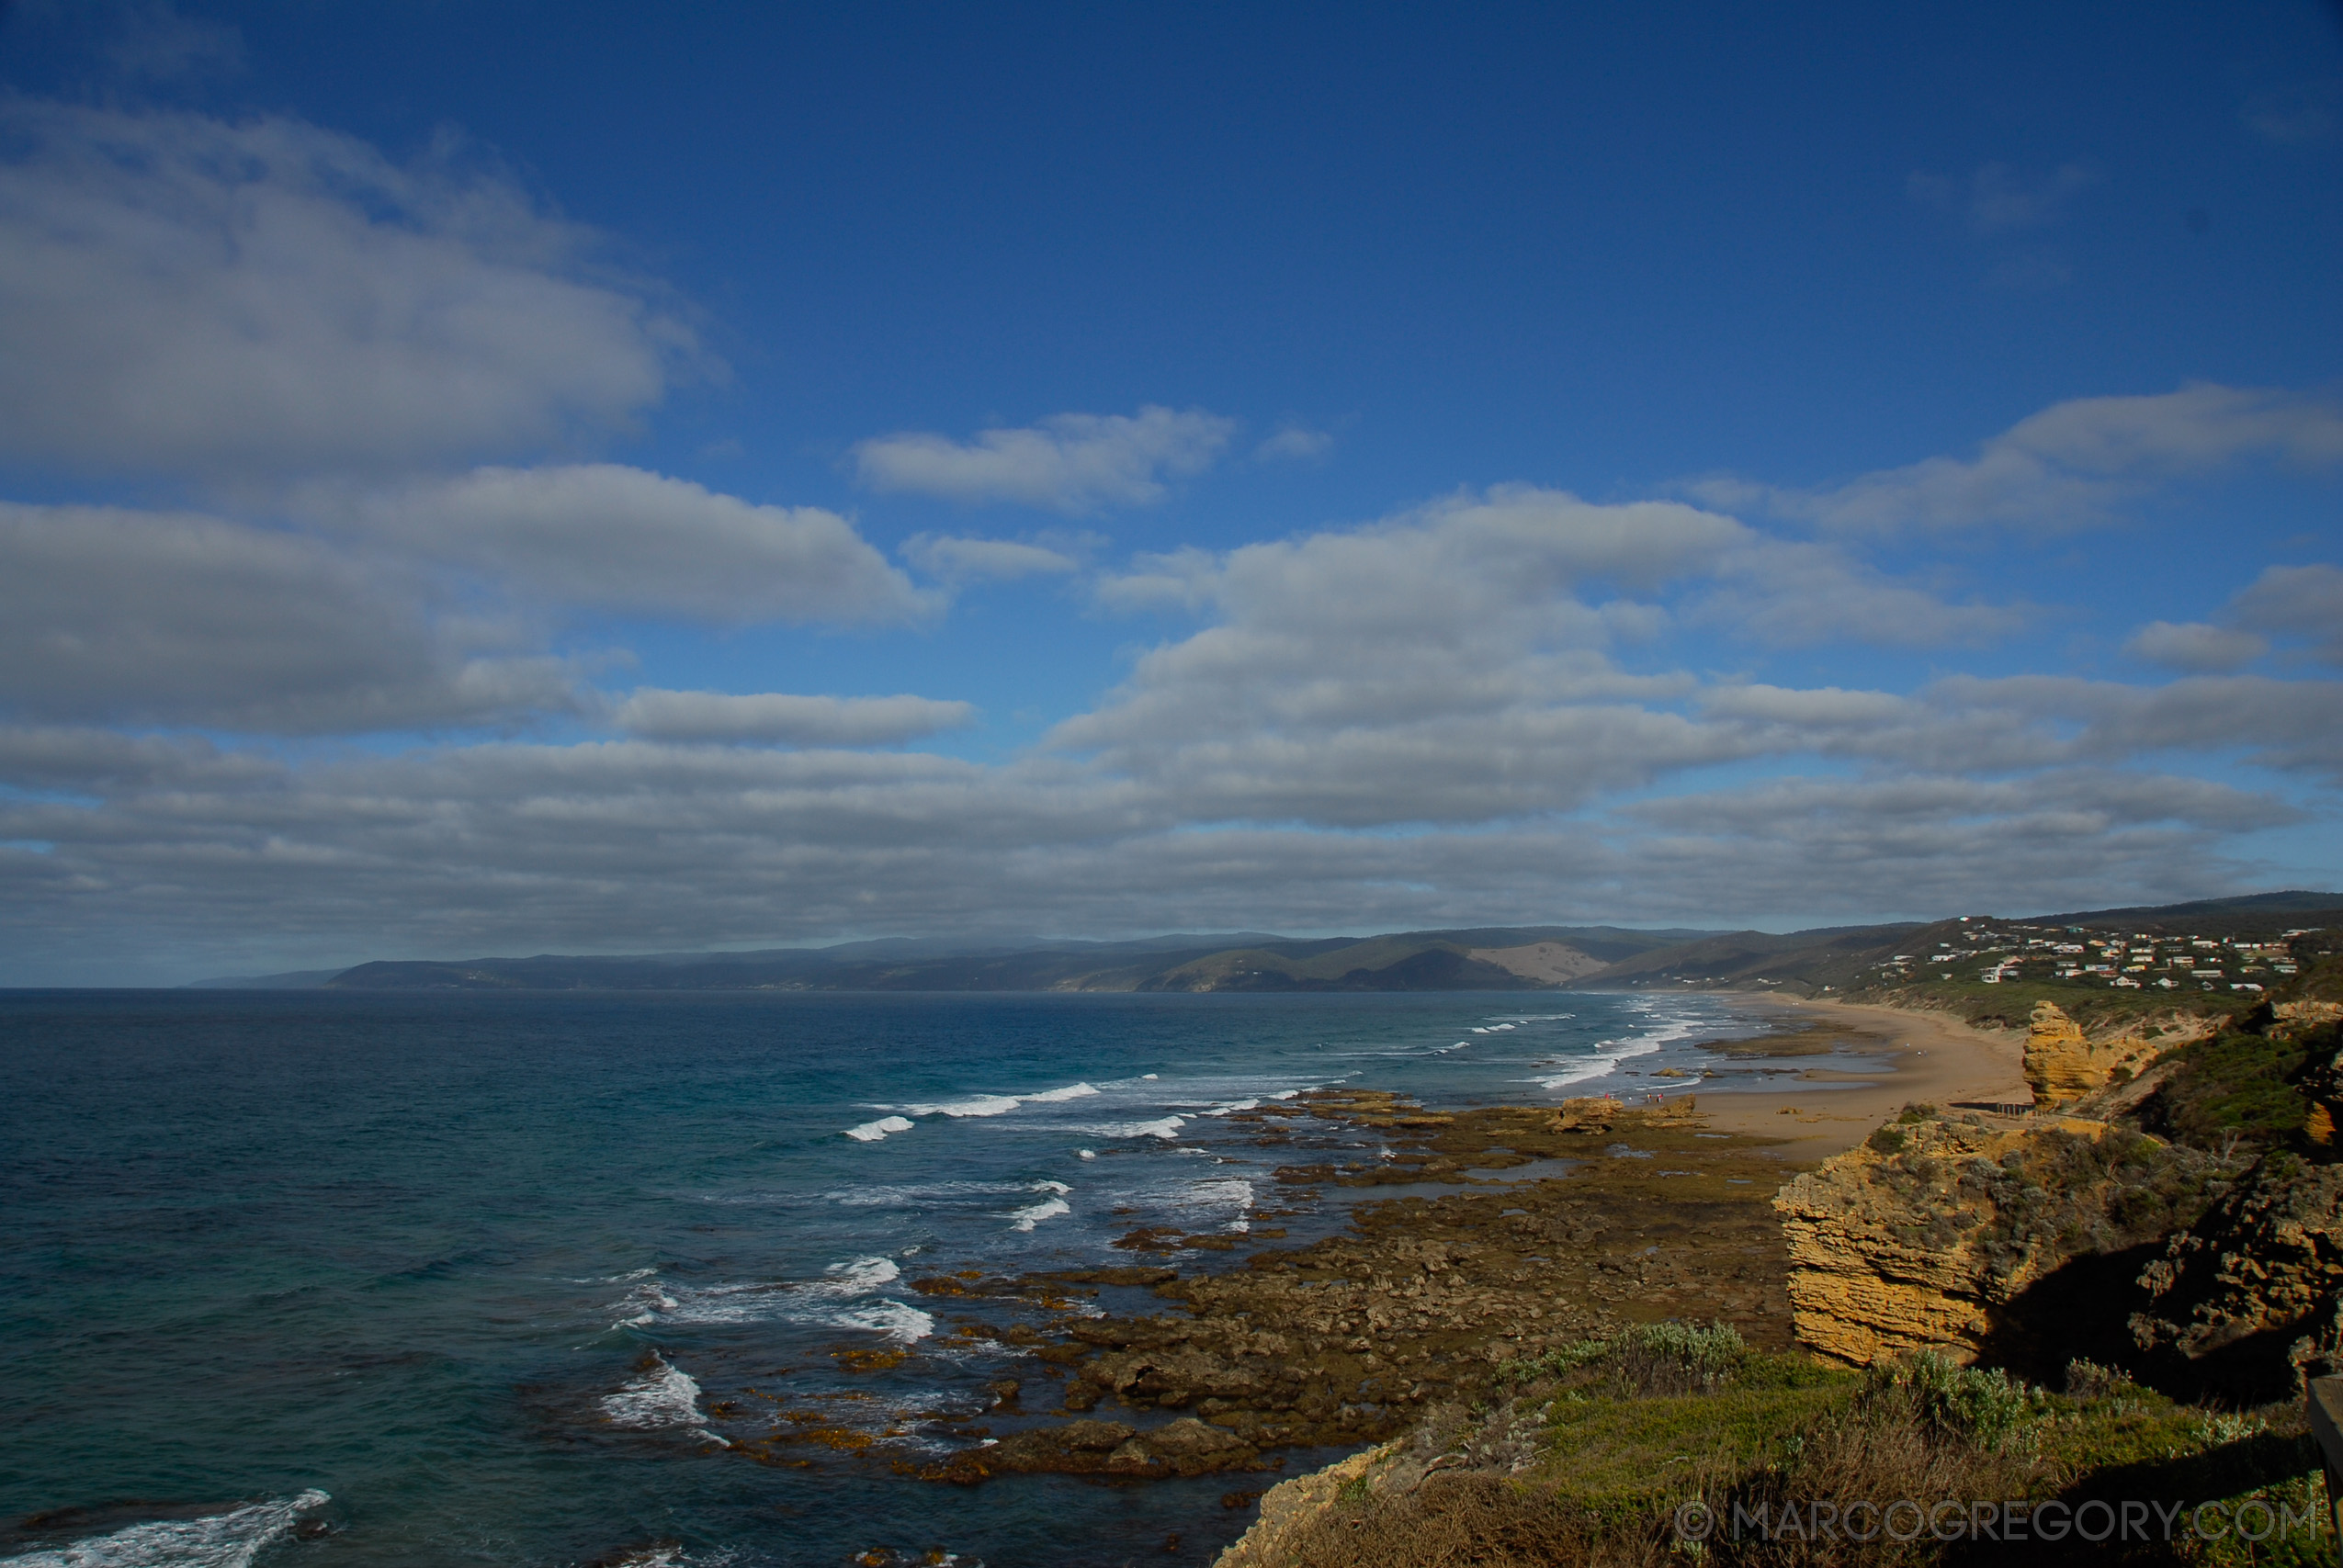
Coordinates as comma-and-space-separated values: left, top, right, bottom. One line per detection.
1772, 1112, 2111, 1366
2020, 999, 2211, 1107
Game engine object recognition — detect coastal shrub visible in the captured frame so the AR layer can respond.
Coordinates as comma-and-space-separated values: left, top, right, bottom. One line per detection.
1499, 1320, 1749, 1396
1262, 1348, 2326, 1568
2145, 1027, 2313, 1153
2060, 1357, 2138, 1403
1962, 1123, 2239, 1286
1890, 1350, 2045, 1450
1612, 1320, 1748, 1395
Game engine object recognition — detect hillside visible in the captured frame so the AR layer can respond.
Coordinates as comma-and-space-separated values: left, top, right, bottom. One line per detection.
1576, 891, 2343, 1032
303, 924, 1715, 993
207, 894, 2342, 998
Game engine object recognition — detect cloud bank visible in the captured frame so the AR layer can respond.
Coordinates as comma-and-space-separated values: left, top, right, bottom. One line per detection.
0, 102, 2335, 983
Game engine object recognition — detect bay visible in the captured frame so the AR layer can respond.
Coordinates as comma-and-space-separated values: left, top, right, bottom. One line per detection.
0, 987, 1772, 1567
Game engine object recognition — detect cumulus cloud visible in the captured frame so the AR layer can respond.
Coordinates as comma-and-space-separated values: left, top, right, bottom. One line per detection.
850, 406, 1234, 512
900, 533, 1083, 584
0, 102, 695, 480
608, 689, 975, 746
3, 372, 2337, 977
0, 502, 579, 732
1696, 539, 2021, 647
1064, 486, 2025, 824
2124, 620, 2269, 672
1694, 384, 2343, 532
334, 465, 924, 624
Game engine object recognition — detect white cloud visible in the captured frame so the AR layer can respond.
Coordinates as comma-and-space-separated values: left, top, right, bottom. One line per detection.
1935, 672, 2343, 781
1697, 538, 2021, 647
1909, 161, 2099, 234
0, 102, 695, 480
2228, 563, 2343, 663
336, 465, 924, 624
1064, 488, 1950, 825
0, 502, 579, 732
2124, 620, 2269, 672
1255, 425, 1334, 462
1694, 384, 2343, 532
850, 406, 1234, 512
609, 690, 974, 746
0, 716, 2313, 984
900, 533, 1082, 584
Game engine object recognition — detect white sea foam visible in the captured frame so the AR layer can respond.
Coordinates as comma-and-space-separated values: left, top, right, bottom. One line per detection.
904, 1094, 1022, 1118
809, 1256, 901, 1296
1527, 1010, 1709, 1091
602, 1351, 724, 1443
649, 1280, 794, 1325
640, 1257, 928, 1345
866, 1081, 1101, 1133
1022, 1082, 1100, 1103
1077, 1148, 1096, 1160
1031, 1179, 1072, 1194
843, 1114, 914, 1142
603, 1548, 743, 1568
1141, 1073, 1159, 1080
838, 1299, 935, 1341
0, 1491, 330, 1568
611, 1275, 681, 1327
1470, 1027, 1490, 1033
1180, 1176, 1255, 1216
1007, 1196, 1070, 1232
642, 1256, 900, 1327
828, 1179, 1069, 1208
1099, 1115, 1187, 1139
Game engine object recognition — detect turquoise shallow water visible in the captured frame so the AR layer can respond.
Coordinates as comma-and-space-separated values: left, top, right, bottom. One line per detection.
0, 987, 1779, 1568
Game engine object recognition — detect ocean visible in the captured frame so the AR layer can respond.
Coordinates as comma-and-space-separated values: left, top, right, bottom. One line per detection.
0, 987, 1786, 1568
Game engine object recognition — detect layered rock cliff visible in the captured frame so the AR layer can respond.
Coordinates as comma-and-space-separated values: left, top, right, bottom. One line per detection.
1782, 1012, 2340, 1391
2020, 999, 2213, 1107
1772, 1111, 2134, 1365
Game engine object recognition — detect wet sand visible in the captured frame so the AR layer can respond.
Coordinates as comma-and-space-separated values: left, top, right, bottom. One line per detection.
1681, 994, 2032, 1157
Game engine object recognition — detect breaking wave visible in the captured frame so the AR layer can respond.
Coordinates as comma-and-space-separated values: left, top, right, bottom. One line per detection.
0, 1491, 331, 1568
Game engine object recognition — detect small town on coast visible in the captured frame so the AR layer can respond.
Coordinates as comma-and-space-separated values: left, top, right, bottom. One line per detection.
867, 894, 2343, 1568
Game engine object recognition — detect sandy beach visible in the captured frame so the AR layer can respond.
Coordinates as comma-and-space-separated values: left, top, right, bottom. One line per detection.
1677, 994, 2033, 1157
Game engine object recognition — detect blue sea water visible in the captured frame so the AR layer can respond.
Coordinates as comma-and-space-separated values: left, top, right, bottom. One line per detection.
0, 987, 1801, 1568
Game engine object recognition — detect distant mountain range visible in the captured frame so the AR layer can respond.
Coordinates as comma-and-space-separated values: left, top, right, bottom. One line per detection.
188, 890, 2342, 995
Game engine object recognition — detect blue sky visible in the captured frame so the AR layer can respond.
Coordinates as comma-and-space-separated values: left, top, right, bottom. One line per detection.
0, 1, 2339, 982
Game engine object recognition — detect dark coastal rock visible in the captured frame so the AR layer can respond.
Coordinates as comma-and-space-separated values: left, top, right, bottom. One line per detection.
921, 1092, 1804, 1485
2133, 1155, 2343, 1398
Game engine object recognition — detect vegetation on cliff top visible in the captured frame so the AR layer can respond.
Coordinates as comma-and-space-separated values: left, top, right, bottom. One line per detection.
1233, 1324, 2326, 1567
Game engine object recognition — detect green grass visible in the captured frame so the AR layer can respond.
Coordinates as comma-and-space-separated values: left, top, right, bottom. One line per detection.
1532, 1372, 1854, 1510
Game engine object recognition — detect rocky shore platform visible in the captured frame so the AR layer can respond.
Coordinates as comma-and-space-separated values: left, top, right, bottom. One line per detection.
897, 1086, 1809, 1487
